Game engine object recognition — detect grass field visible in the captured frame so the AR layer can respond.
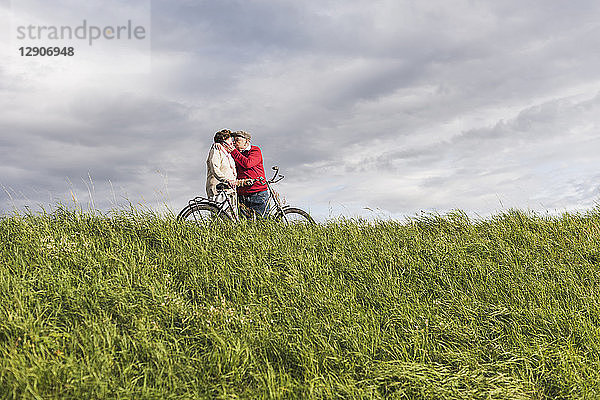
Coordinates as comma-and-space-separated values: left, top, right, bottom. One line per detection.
1, 207, 600, 399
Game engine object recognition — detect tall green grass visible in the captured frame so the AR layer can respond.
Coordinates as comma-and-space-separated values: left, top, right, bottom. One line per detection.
1, 207, 600, 399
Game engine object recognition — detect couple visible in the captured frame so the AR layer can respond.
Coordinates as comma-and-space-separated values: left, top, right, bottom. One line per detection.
206, 129, 269, 217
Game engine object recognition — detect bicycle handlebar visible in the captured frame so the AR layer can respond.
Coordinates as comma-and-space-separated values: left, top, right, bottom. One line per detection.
269, 166, 284, 183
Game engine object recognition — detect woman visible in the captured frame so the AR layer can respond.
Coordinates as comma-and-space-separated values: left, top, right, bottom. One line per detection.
206, 129, 237, 205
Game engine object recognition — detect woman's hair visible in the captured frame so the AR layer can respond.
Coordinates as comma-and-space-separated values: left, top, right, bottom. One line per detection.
214, 129, 231, 143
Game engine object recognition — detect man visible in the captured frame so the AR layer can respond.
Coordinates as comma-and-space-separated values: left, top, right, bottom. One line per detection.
223, 130, 269, 217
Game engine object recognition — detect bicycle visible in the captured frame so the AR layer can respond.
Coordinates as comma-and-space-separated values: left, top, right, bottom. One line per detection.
177, 166, 315, 224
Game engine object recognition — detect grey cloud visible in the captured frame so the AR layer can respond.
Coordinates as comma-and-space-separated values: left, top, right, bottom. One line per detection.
151, 1, 316, 55
3, 1, 600, 219
268, 88, 599, 219
149, 0, 600, 151
375, 143, 448, 168
65, 92, 193, 144
356, 93, 600, 215
450, 95, 600, 150
372, 92, 600, 174
0, 89, 210, 212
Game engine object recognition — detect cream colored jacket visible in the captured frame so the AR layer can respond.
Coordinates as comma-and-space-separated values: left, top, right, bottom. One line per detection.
206, 143, 237, 198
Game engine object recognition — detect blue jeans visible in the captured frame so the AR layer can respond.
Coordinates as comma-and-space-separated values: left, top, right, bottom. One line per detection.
238, 190, 269, 218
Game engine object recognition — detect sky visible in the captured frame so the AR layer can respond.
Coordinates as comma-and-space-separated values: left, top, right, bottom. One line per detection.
1, 0, 600, 221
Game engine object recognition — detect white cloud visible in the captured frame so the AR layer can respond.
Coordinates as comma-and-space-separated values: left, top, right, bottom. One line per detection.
1, 0, 600, 220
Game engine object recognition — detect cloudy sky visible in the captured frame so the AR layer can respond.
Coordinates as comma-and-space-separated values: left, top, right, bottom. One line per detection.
1, 0, 600, 221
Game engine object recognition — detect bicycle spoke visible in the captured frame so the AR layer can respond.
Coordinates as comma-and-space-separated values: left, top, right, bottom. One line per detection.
178, 202, 229, 225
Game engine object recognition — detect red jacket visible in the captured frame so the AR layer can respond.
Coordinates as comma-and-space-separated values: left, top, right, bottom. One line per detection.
230, 145, 268, 195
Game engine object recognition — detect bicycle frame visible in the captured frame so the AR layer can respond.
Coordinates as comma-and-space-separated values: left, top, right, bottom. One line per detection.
185, 166, 297, 223
245, 166, 289, 221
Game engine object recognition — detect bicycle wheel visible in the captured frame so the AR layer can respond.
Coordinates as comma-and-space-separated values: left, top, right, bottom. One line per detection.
177, 202, 231, 224
275, 206, 315, 225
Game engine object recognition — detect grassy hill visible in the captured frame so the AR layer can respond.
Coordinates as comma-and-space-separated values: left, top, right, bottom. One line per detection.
1, 208, 600, 399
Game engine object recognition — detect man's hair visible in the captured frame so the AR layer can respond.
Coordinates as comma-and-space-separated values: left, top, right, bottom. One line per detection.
214, 129, 231, 143
232, 130, 251, 141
